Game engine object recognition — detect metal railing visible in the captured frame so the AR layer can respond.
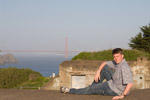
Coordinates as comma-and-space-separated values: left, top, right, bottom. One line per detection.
19, 86, 42, 90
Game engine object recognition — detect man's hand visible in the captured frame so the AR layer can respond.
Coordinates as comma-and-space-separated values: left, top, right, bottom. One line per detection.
112, 95, 124, 100
94, 71, 100, 82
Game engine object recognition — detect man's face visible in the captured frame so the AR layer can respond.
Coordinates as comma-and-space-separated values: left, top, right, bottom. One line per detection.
113, 53, 124, 64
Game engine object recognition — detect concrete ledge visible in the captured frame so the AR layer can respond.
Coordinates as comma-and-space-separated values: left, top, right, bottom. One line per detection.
0, 89, 150, 100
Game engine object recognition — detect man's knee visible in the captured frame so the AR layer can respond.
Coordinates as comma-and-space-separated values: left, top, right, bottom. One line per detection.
101, 65, 112, 73
100, 65, 114, 80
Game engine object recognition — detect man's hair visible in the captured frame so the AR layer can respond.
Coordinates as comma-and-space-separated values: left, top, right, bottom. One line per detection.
112, 48, 123, 55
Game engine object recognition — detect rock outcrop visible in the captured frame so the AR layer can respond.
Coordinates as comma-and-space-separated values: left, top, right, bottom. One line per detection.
0, 53, 17, 65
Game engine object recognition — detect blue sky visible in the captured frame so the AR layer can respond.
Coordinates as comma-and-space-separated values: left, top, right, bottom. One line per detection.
0, 0, 150, 52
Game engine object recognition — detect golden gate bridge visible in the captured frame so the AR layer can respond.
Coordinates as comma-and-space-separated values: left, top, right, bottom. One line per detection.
1, 49, 81, 58
1, 38, 82, 58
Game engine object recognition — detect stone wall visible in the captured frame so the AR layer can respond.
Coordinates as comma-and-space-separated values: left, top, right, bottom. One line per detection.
59, 57, 150, 90
59, 60, 102, 89
42, 76, 60, 90
130, 57, 150, 89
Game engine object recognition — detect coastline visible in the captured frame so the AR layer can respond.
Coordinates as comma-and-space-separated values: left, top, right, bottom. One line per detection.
0, 53, 75, 77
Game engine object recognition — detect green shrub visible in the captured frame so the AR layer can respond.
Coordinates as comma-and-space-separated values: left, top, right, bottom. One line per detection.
20, 77, 50, 88
0, 67, 42, 88
72, 49, 150, 61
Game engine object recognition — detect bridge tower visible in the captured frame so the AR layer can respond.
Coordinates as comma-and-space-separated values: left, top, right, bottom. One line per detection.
65, 37, 68, 58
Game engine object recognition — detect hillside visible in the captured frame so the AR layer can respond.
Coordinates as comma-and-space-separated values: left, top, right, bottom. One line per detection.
0, 53, 17, 65
72, 49, 150, 61
0, 67, 50, 88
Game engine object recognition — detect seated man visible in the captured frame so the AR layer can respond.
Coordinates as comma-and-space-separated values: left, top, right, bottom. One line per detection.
60, 48, 133, 100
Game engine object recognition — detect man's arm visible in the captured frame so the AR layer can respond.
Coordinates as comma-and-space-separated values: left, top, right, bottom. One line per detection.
112, 83, 133, 100
123, 83, 133, 95
94, 62, 106, 82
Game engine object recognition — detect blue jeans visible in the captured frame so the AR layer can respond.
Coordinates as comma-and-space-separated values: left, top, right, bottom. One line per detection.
69, 65, 118, 96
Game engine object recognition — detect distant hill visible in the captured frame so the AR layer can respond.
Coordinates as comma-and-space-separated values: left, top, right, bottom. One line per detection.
0, 53, 17, 65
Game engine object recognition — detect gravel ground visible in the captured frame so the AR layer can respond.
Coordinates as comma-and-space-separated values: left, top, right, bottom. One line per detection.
0, 89, 150, 100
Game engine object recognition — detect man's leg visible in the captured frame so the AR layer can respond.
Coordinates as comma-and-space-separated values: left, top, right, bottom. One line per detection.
69, 82, 117, 96
92, 65, 114, 84
64, 65, 115, 95
69, 82, 106, 95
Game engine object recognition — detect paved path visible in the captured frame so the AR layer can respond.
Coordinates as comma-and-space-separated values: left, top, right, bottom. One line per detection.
0, 89, 150, 100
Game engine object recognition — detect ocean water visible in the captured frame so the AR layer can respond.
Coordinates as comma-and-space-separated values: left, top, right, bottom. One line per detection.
0, 52, 77, 77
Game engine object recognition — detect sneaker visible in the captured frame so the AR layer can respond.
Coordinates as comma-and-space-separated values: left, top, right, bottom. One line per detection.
60, 86, 70, 93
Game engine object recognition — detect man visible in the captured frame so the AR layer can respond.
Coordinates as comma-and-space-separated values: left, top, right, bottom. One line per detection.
60, 48, 133, 100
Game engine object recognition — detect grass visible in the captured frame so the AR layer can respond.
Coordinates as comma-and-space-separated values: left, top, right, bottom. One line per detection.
19, 76, 51, 89
72, 49, 150, 61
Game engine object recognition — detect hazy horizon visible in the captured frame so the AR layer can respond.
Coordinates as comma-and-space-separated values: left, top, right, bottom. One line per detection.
1, 0, 150, 52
